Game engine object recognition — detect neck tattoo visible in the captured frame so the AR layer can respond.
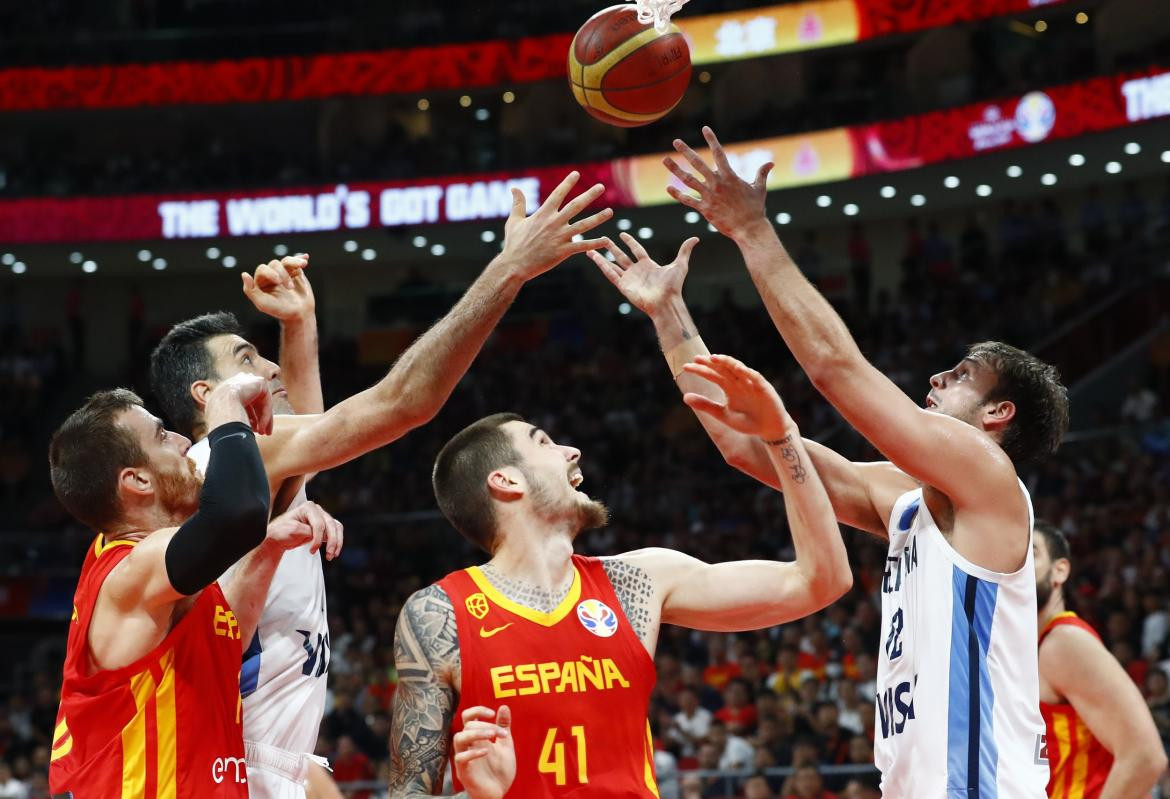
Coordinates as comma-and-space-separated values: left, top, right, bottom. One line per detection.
480, 562, 574, 614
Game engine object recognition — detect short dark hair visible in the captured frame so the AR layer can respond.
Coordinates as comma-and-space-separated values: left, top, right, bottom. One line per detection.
967, 341, 1069, 465
49, 389, 147, 531
432, 413, 525, 553
1034, 519, 1070, 562
149, 312, 242, 438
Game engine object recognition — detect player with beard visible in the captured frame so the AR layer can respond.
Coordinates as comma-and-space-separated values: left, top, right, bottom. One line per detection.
1033, 521, 1165, 798
598, 127, 1072, 798
148, 173, 614, 799
389, 353, 853, 798
47, 375, 340, 797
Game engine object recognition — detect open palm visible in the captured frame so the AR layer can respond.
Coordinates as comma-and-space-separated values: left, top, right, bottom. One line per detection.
589, 232, 699, 315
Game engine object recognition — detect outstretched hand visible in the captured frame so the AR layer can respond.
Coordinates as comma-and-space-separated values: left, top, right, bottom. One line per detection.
242, 254, 315, 322
453, 705, 515, 799
588, 232, 699, 315
665, 126, 772, 240
210, 373, 274, 436
500, 172, 613, 281
682, 354, 791, 441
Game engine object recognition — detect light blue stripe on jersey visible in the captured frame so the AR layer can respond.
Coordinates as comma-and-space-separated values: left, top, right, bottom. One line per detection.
947, 567, 1000, 799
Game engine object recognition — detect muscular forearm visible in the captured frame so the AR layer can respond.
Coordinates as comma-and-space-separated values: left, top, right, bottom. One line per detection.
280, 315, 323, 414
733, 221, 865, 381
651, 298, 780, 490
1097, 751, 1167, 799
764, 430, 851, 600
376, 257, 523, 426
220, 539, 283, 650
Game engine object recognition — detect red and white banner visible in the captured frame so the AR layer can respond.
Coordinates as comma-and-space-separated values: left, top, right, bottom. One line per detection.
2, 66, 1166, 245
0, 0, 1068, 111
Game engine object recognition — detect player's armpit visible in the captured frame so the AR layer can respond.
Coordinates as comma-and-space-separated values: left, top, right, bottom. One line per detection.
601, 557, 659, 651
801, 442, 913, 539
389, 584, 463, 799
1042, 625, 1168, 793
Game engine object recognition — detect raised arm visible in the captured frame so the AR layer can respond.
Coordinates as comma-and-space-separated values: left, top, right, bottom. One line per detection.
241, 254, 324, 414
590, 234, 912, 538
389, 585, 466, 799
260, 173, 612, 485
666, 129, 1024, 550
1042, 625, 1168, 799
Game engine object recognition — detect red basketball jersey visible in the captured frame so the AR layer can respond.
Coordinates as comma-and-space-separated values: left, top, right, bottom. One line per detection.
1039, 612, 1114, 799
50, 535, 250, 798
440, 555, 659, 798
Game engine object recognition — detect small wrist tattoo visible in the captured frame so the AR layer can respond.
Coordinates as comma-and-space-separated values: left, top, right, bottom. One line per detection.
762, 434, 792, 447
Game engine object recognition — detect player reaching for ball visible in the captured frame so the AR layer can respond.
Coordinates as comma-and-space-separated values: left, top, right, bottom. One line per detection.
389, 354, 853, 798
597, 126, 1071, 798
148, 172, 612, 799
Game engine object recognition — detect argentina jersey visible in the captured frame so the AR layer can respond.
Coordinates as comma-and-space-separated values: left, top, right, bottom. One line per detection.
189, 437, 330, 758
874, 485, 1048, 799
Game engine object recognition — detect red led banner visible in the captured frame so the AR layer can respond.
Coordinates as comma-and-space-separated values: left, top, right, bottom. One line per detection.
2, 66, 1165, 245
0, 0, 1066, 112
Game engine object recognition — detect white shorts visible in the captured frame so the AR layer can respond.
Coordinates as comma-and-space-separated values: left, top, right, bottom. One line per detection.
244, 739, 329, 799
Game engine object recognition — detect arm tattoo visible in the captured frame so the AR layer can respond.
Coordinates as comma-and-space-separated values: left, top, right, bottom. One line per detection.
768, 433, 808, 484
602, 558, 656, 643
389, 584, 465, 799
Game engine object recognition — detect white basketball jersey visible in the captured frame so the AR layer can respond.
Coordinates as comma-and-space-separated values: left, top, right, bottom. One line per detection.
190, 438, 330, 756
873, 485, 1048, 799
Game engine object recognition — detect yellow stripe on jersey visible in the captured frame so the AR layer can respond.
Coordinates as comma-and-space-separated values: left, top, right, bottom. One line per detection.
121, 666, 156, 799
51, 718, 72, 762
156, 650, 178, 799
1070, 715, 1091, 799
1052, 711, 1071, 798
466, 565, 582, 627
94, 535, 136, 558
643, 722, 660, 798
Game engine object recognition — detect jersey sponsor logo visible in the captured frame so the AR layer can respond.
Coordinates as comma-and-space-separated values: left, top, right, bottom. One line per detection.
212, 755, 248, 784
881, 537, 918, 594
213, 605, 240, 640
480, 622, 514, 639
466, 592, 491, 620
490, 655, 631, 699
877, 674, 917, 739
576, 599, 618, 638
298, 629, 331, 678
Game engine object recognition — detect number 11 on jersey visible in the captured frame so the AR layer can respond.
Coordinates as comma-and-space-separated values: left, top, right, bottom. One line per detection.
538, 725, 588, 786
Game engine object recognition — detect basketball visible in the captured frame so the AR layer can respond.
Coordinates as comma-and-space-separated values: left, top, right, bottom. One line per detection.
568, 5, 692, 127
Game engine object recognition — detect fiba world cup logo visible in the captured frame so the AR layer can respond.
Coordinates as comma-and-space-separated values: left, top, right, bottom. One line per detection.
576, 599, 619, 638
1014, 91, 1056, 143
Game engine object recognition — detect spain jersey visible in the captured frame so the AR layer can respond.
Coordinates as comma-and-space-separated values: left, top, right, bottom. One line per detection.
50, 535, 249, 798
1039, 612, 1113, 799
439, 555, 659, 798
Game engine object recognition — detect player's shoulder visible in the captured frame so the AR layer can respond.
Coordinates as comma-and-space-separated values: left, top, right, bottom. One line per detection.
396, 583, 459, 675
402, 582, 454, 615
1039, 618, 1109, 680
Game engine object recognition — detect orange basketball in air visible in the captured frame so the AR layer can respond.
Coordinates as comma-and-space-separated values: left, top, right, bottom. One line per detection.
568, 5, 692, 127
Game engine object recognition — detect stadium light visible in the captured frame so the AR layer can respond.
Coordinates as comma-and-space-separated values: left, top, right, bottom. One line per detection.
843, 203, 859, 216
1068, 153, 1085, 166
1041, 173, 1057, 186
637, 227, 653, 239
1105, 161, 1122, 174
481, 230, 496, 243
152, 258, 167, 271
880, 186, 896, 198
816, 195, 832, 208
344, 240, 359, 252
412, 235, 427, 248
685, 211, 701, 224
430, 244, 446, 256
137, 249, 152, 262
82, 260, 98, 273
417, 99, 430, 111
222, 255, 237, 268
362, 248, 377, 260
617, 218, 632, 231
11, 262, 25, 275
910, 194, 926, 206
274, 243, 289, 256
70, 251, 84, 264
1006, 165, 1022, 178
619, 302, 632, 315
944, 176, 960, 189
774, 212, 792, 225
0, 254, 13, 266
976, 184, 992, 197
206, 246, 221, 259
1124, 142, 1141, 156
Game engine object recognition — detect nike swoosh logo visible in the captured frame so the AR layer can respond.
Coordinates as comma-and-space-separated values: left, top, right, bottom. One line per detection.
479, 623, 514, 639
216, 431, 249, 442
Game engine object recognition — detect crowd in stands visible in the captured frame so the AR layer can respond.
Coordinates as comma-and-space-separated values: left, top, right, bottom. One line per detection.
2, 6, 1157, 197
0, 184, 1168, 796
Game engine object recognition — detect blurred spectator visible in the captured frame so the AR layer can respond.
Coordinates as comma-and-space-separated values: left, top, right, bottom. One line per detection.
331, 735, 374, 799
783, 764, 837, 799
709, 720, 755, 771
670, 687, 714, 757
715, 679, 758, 736
744, 774, 776, 799
0, 762, 25, 799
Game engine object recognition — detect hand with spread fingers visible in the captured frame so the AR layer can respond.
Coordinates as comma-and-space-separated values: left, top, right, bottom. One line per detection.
210, 373, 275, 436
664, 126, 773, 240
242, 254, 316, 322
587, 232, 700, 316
682, 354, 792, 442
500, 171, 614, 281
453, 705, 515, 799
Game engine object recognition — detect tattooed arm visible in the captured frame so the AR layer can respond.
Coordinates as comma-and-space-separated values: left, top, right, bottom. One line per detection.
389, 585, 465, 799
602, 558, 660, 654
